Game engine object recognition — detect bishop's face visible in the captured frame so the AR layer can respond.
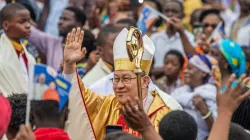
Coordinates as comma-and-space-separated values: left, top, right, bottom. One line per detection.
112, 70, 150, 104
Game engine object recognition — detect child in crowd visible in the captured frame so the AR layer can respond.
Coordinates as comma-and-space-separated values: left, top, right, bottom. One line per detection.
0, 3, 36, 97
155, 50, 184, 94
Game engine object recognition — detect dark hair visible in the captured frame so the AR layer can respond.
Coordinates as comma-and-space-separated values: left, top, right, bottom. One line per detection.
97, 24, 120, 46
20, 3, 36, 21
229, 123, 250, 140
201, 0, 215, 4
65, 7, 86, 25
116, 18, 137, 28
199, 9, 225, 32
5, 0, 37, 21
201, 0, 208, 3
104, 132, 141, 140
83, 29, 96, 59
190, 8, 203, 28
0, 3, 27, 25
7, 94, 30, 133
159, 111, 198, 140
232, 97, 250, 131
165, 0, 184, 13
165, 50, 185, 69
31, 100, 60, 121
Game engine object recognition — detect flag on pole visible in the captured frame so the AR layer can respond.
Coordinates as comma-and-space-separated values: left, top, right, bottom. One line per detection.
137, 5, 168, 35
208, 22, 225, 43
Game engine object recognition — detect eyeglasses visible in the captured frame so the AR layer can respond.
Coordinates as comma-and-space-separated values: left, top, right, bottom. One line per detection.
110, 77, 137, 85
203, 23, 218, 29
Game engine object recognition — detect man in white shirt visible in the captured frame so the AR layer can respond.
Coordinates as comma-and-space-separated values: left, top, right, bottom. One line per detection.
150, 0, 195, 67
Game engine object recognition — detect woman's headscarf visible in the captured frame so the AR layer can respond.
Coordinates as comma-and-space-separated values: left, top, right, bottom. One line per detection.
189, 54, 221, 84
214, 39, 246, 78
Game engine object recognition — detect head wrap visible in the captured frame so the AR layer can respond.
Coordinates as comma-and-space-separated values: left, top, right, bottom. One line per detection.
189, 54, 212, 73
189, 54, 221, 84
214, 39, 246, 78
0, 94, 12, 137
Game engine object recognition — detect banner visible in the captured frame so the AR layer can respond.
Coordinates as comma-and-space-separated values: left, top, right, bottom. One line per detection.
28, 64, 71, 111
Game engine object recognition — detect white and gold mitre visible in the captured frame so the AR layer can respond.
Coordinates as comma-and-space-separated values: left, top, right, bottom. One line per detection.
113, 28, 155, 74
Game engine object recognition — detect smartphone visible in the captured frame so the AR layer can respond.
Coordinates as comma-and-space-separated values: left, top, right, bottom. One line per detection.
106, 125, 123, 134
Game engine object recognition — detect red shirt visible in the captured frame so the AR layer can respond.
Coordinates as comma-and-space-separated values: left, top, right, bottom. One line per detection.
34, 128, 70, 140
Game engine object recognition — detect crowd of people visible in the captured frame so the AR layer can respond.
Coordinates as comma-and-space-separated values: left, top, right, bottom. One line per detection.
0, 0, 250, 140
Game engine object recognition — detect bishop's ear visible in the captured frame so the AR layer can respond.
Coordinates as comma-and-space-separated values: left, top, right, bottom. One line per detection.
141, 75, 150, 89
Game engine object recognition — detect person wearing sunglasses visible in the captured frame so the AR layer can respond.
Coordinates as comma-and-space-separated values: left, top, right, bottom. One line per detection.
194, 9, 225, 54
182, 9, 225, 56
199, 9, 224, 37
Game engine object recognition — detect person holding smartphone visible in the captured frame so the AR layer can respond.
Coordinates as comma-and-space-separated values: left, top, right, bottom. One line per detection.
182, 9, 225, 56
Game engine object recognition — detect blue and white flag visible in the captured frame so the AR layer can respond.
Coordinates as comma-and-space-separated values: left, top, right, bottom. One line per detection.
29, 64, 72, 111
137, 5, 168, 35
26, 64, 72, 124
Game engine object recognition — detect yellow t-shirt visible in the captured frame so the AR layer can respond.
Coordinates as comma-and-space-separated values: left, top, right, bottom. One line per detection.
183, 0, 202, 31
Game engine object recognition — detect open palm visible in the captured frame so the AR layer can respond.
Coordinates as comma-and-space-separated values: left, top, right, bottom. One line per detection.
64, 28, 86, 65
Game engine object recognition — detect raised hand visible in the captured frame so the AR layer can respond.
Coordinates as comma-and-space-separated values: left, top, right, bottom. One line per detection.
197, 34, 212, 53
120, 97, 162, 140
207, 73, 250, 140
64, 27, 86, 65
167, 17, 185, 33
120, 97, 152, 133
215, 74, 250, 116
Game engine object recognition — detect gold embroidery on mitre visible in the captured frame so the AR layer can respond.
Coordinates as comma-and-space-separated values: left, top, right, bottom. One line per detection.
114, 58, 152, 74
